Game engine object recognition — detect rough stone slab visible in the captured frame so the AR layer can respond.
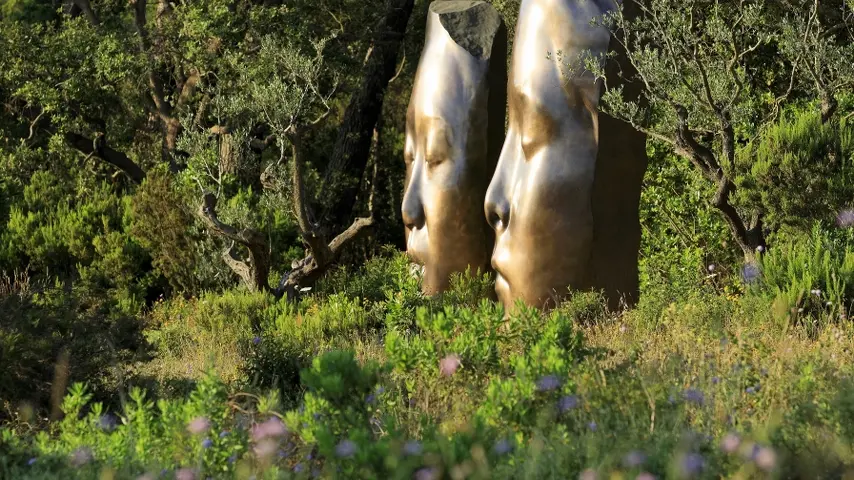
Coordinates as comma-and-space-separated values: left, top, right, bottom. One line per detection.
430, 1, 503, 59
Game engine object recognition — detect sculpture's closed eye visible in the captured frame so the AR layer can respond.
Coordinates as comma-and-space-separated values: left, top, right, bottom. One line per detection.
517, 96, 557, 162
424, 122, 452, 168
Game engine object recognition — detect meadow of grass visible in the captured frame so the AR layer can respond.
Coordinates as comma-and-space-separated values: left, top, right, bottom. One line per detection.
4, 235, 854, 479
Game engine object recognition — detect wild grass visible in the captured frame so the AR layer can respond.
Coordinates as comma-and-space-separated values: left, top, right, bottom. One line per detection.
4, 229, 854, 479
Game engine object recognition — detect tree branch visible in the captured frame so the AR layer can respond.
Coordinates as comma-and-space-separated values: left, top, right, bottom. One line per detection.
318, 0, 415, 230
284, 128, 331, 266
673, 104, 720, 179
711, 176, 751, 255
65, 132, 147, 184
198, 193, 271, 291
73, 0, 100, 26
132, 0, 182, 166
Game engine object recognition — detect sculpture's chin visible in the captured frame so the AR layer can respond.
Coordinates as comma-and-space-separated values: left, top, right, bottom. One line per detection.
495, 273, 512, 311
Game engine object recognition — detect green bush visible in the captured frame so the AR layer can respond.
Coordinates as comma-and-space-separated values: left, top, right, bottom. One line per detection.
736, 108, 854, 238
639, 143, 736, 298
0, 278, 145, 418
754, 224, 854, 328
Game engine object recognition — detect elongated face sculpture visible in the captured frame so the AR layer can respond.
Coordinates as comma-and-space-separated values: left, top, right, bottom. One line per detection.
402, 1, 507, 295
485, 0, 627, 310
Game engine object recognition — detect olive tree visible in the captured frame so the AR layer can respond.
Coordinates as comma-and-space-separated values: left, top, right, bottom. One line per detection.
581, 0, 854, 260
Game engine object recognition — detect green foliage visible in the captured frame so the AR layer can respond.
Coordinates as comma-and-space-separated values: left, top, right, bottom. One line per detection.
131, 172, 209, 293
595, 0, 854, 255
736, 108, 854, 235
5, 1, 854, 478
6, 284, 854, 478
754, 224, 854, 327
0, 277, 145, 416
639, 142, 737, 296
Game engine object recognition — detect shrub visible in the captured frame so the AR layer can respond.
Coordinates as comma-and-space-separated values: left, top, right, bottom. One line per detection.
736, 108, 854, 237
754, 224, 854, 328
0, 278, 145, 420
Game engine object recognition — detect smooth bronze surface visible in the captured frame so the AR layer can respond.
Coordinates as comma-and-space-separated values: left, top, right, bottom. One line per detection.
402, 1, 507, 295
485, 0, 643, 311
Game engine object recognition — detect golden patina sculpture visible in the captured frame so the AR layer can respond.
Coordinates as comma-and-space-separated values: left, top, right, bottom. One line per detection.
402, 0, 507, 295
485, 0, 647, 311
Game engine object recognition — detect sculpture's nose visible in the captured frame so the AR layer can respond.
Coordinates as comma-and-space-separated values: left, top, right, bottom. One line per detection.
402, 166, 426, 230
484, 167, 510, 234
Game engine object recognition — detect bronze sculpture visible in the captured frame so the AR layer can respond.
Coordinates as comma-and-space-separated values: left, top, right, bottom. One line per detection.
485, 0, 647, 311
402, 1, 507, 295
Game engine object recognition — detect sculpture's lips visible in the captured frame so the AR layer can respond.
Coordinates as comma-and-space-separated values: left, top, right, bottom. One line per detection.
494, 272, 511, 308
406, 227, 429, 266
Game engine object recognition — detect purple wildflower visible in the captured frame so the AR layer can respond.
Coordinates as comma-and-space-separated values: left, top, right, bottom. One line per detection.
98, 414, 116, 432
366, 394, 376, 404
742, 263, 761, 284
187, 417, 211, 435
70, 446, 93, 467
335, 439, 358, 458
536, 375, 562, 392
682, 388, 705, 405
493, 438, 513, 455
623, 450, 647, 468
439, 354, 461, 376
746, 386, 756, 394
293, 464, 304, 474
254, 439, 277, 458
558, 395, 580, 412
227, 454, 237, 464
253, 336, 262, 345
415, 467, 439, 480
721, 433, 741, 453
219, 430, 229, 438
587, 421, 598, 432
837, 209, 854, 227
711, 376, 720, 385
201, 438, 213, 449
680, 453, 705, 476
251, 417, 287, 441
579, 469, 598, 480
754, 446, 777, 471
175, 468, 196, 480
403, 440, 423, 456
27, 458, 36, 466
747, 443, 762, 460
636, 474, 656, 480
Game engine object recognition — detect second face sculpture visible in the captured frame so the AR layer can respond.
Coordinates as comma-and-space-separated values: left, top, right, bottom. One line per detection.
402, 1, 507, 295
485, 0, 618, 311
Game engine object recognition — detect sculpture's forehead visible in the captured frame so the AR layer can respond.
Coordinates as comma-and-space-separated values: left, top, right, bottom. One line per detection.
514, 0, 612, 59
407, 43, 486, 134
508, 0, 612, 114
